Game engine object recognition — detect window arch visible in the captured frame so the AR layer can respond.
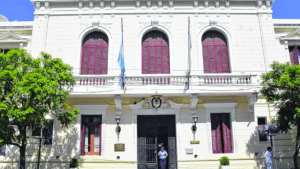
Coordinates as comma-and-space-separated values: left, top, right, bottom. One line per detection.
289, 46, 300, 65
202, 30, 230, 73
142, 30, 170, 74
81, 32, 109, 75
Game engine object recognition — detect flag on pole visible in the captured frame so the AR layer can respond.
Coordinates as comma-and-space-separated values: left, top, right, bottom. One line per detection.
298, 47, 300, 65
118, 18, 125, 89
184, 17, 191, 93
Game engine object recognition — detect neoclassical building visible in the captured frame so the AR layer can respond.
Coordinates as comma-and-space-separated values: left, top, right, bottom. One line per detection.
1, 0, 300, 169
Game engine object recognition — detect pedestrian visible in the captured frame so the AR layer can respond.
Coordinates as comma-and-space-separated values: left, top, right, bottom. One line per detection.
158, 147, 168, 169
265, 147, 272, 169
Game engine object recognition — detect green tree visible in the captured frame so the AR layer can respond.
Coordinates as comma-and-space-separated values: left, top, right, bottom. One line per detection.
261, 61, 300, 169
0, 49, 80, 169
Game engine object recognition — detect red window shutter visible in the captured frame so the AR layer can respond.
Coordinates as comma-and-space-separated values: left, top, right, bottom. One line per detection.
81, 33, 109, 75
202, 43, 209, 73
102, 44, 108, 74
290, 46, 299, 65
142, 31, 170, 74
211, 114, 223, 154
202, 31, 230, 74
222, 114, 233, 153
142, 41, 149, 74
81, 119, 85, 156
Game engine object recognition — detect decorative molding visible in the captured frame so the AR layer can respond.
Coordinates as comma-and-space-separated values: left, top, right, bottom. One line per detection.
100, 1, 105, 8
0, 31, 26, 41
266, 1, 271, 9
92, 20, 99, 28
257, 0, 262, 9
190, 94, 199, 114
284, 41, 288, 49
45, 2, 50, 9
168, 100, 183, 109
204, 1, 209, 9
160, 22, 172, 30
136, 0, 141, 8
78, 2, 83, 9
147, 1, 152, 8
225, 1, 230, 9
194, 0, 198, 9
20, 42, 24, 48
129, 100, 144, 110
215, 1, 220, 9
158, 0, 162, 8
151, 20, 159, 27
111, 1, 116, 9
35, 2, 41, 10
210, 20, 218, 27
203, 102, 238, 109
169, 0, 173, 8
89, 2, 94, 9
114, 95, 122, 115
282, 29, 300, 39
248, 93, 258, 113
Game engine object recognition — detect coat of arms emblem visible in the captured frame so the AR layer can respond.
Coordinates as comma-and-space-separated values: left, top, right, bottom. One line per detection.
151, 95, 162, 110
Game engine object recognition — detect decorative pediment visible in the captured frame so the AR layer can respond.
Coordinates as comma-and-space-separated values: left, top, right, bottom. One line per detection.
282, 29, 300, 40
129, 96, 183, 110
0, 31, 26, 42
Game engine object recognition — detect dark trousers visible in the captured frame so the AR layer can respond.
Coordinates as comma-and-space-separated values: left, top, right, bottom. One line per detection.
160, 159, 166, 169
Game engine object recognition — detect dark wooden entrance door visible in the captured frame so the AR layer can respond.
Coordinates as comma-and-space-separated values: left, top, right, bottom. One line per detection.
137, 115, 177, 169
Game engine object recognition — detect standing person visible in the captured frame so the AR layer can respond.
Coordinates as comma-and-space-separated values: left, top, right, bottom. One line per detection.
158, 147, 168, 169
265, 147, 272, 169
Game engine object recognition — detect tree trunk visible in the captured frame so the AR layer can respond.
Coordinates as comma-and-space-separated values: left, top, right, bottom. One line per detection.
20, 145, 26, 169
19, 127, 27, 169
294, 118, 300, 169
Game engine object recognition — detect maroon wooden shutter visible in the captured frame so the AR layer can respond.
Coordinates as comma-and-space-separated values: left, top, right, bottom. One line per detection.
81, 116, 85, 156
211, 114, 223, 154
81, 33, 109, 75
202, 31, 230, 73
222, 114, 232, 153
142, 31, 170, 74
290, 46, 299, 65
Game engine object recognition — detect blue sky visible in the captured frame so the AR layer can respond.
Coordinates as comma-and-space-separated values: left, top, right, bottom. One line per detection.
0, 0, 299, 21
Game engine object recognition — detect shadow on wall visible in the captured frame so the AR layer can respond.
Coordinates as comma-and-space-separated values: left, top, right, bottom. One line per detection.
0, 122, 82, 169
246, 126, 295, 169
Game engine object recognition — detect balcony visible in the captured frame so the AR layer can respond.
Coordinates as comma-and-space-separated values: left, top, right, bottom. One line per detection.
71, 74, 260, 95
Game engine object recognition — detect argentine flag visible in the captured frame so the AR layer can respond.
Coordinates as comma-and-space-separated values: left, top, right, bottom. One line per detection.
184, 18, 191, 93
298, 48, 300, 64
118, 33, 125, 89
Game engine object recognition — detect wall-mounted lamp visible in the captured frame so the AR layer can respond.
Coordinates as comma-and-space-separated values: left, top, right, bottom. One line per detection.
192, 115, 198, 132
116, 116, 121, 133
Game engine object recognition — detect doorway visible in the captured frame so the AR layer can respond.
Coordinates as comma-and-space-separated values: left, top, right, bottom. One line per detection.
137, 115, 177, 169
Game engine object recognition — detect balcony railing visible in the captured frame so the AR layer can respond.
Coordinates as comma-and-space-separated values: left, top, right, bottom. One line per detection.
74, 74, 258, 86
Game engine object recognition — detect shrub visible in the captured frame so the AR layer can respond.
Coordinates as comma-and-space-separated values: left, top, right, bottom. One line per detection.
70, 158, 79, 168
220, 156, 230, 166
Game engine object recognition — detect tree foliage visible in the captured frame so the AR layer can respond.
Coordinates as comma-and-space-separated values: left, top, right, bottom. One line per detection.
0, 49, 80, 168
261, 61, 300, 169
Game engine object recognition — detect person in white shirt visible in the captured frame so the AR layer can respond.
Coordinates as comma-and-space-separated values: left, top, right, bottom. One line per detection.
265, 147, 272, 169
158, 147, 168, 169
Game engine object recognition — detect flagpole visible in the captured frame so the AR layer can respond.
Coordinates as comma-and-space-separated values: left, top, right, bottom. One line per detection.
185, 17, 191, 93
121, 18, 125, 91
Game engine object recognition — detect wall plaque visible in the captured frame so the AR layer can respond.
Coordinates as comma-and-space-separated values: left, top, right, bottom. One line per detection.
186, 148, 193, 154
114, 143, 125, 152
190, 140, 200, 144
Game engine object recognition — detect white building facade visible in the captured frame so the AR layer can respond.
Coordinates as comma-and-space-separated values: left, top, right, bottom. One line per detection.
1, 0, 300, 169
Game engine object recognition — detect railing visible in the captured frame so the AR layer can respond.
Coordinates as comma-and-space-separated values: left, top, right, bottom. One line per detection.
196, 74, 255, 85
126, 75, 187, 86
74, 74, 258, 86
74, 75, 116, 86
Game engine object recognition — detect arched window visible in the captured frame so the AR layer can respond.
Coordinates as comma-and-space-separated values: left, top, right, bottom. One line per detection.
142, 31, 170, 74
81, 32, 109, 75
289, 46, 300, 65
202, 30, 230, 73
